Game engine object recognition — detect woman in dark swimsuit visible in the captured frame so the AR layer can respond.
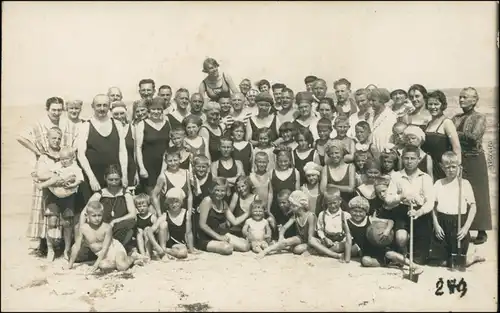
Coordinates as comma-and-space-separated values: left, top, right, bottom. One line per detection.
136, 97, 171, 195
452, 87, 492, 245
293, 91, 318, 137
198, 178, 250, 255
404, 84, 432, 131
198, 58, 239, 102
81, 165, 137, 250
111, 101, 138, 191
77, 94, 128, 203
422, 90, 461, 181
246, 91, 279, 145
199, 101, 223, 162
270, 147, 301, 220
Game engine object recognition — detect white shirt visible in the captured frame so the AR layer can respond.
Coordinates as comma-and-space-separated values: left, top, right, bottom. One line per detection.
347, 111, 370, 139
37, 157, 84, 198
391, 168, 435, 214
434, 178, 475, 215
367, 108, 398, 152
316, 209, 351, 239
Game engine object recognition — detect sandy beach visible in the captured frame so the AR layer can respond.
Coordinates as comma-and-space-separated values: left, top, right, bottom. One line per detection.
1, 90, 498, 311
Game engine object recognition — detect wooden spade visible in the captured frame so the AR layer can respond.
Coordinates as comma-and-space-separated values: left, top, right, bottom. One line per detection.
451, 166, 467, 272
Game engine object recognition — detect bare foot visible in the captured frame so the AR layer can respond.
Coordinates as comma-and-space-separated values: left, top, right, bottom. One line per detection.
466, 255, 486, 267
256, 252, 266, 259
133, 259, 145, 266
63, 250, 70, 261
161, 254, 175, 261
46, 249, 55, 262
410, 264, 424, 275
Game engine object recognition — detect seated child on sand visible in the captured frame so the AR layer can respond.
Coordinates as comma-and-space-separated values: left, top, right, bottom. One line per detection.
258, 190, 343, 260
36, 146, 84, 261
134, 193, 157, 259
68, 201, 146, 273
242, 199, 273, 253
432, 151, 485, 268
344, 196, 423, 273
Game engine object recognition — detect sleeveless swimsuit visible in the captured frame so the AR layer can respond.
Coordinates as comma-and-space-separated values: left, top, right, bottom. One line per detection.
204, 73, 230, 102
142, 120, 171, 187
165, 209, 188, 248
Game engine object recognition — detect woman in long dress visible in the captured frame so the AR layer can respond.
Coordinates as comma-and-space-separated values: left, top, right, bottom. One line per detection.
198, 58, 239, 102
421, 90, 461, 181
452, 87, 492, 245
17, 97, 77, 251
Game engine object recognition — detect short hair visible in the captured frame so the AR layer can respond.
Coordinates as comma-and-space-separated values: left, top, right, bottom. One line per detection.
367, 88, 390, 104
250, 199, 266, 212
304, 75, 318, 84
348, 196, 370, 212
271, 83, 287, 91
191, 92, 203, 101
193, 154, 210, 166
279, 121, 296, 136
219, 133, 233, 145
441, 151, 459, 164
202, 58, 219, 73
87, 201, 104, 213
374, 175, 391, 187
257, 79, 271, 90
254, 151, 270, 162
365, 158, 381, 172
175, 88, 190, 98
229, 121, 247, 135
334, 115, 350, 126
461, 87, 479, 101
317, 97, 335, 112
139, 79, 155, 89
392, 121, 408, 131
294, 127, 314, 146
322, 186, 342, 208
48, 126, 63, 137
45, 97, 64, 110
277, 189, 292, 198
317, 117, 333, 131
134, 193, 151, 205
353, 149, 369, 160
408, 84, 428, 101
313, 79, 327, 88
427, 90, 448, 111
159, 85, 172, 91
333, 78, 351, 90
210, 177, 229, 194
164, 148, 181, 160
402, 145, 421, 157
170, 127, 186, 137
281, 87, 294, 96
354, 88, 368, 97
59, 146, 75, 158
104, 164, 122, 178
257, 127, 272, 139
182, 114, 203, 128
204, 101, 221, 113
235, 175, 253, 192
355, 121, 371, 132
218, 91, 231, 100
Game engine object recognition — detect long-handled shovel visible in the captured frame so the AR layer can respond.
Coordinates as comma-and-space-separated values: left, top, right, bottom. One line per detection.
403, 202, 420, 283
451, 166, 467, 272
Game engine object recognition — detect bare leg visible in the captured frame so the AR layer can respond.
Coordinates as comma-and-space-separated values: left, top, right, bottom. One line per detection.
292, 243, 308, 255
158, 221, 168, 251
145, 227, 165, 258
308, 237, 342, 259
62, 218, 73, 260
46, 216, 59, 261
164, 244, 188, 259
258, 236, 302, 258
251, 241, 266, 254
361, 256, 382, 267
136, 229, 147, 255
205, 240, 233, 255
385, 251, 424, 274
226, 233, 250, 252
395, 229, 409, 255
144, 232, 153, 259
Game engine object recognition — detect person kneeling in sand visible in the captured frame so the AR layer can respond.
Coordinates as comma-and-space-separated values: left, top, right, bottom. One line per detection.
242, 199, 272, 253
344, 196, 423, 274
68, 201, 146, 273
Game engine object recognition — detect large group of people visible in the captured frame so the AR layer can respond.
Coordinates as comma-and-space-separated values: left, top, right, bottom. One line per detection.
19, 57, 491, 274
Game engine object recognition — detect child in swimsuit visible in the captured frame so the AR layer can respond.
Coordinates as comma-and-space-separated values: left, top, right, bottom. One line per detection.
344, 196, 423, 273
252, 127, 276, 172
68, 201, 146, 273
278, 122, 299, 151
147, 188, 196, 260
134, 193, 156, 259
183, 115, 210, 161
242, 199, 273, 253
316, 186, 352, 261
258, 190, 343, 260
300, 161, 322, 215
249, 152, 273, 214
353, 150, 369, 186
314, 118, 334, 166
230, 121, 253, 176
210, 134, 245, 197
332, 115, 355, 163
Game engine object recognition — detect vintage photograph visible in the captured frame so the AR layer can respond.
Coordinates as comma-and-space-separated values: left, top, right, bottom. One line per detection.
1, 1, 497, 311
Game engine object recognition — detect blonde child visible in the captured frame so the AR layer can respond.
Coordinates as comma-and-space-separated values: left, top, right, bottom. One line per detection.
402, 125, 433, 180
344, 196, 423, 273
252, 127, 276, 172
258, 190, 343, 260
36, 145, 84, 260
332, 115, 356, 163
229, 176, 257, 236
320, 140, 356, 211
68, 201, 146, 272
230, 121, 253, 176
432, 151, 485, 268
293, 128, 320, 186
300, 162, 322, 215
134, 193, 156, 259
191, 155, 214, 246
183, 115, 210, 161
147, 188, 196, 259
166, 128, 192, 170
242, 199, 273, 253
249, 152, 273, 214
270, 146, 300, 217
316, 186, 352, 260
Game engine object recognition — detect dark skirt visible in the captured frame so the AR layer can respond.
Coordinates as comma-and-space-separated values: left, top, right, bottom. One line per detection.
462, 151, 492, 230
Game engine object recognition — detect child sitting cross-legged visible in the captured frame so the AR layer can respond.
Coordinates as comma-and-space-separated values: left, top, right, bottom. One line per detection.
242, 199, 273, 253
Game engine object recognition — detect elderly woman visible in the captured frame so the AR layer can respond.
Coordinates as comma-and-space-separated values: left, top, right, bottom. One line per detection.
246, 91, 280, 146
198, 177, 250, 255
366, 88, 398, 152
18, 97, 77, 251
404, 84, 432, 131
136, 97, 171, 195
77, 94, 128, 202
198, 58, 239, 102
452, 87, 492, 245
421, 90, 461, 181
111, 101, 138, 191
199, 101, 223, 162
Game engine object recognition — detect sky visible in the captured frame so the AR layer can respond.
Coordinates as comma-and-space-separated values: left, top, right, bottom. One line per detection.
1, 1, 498, 107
